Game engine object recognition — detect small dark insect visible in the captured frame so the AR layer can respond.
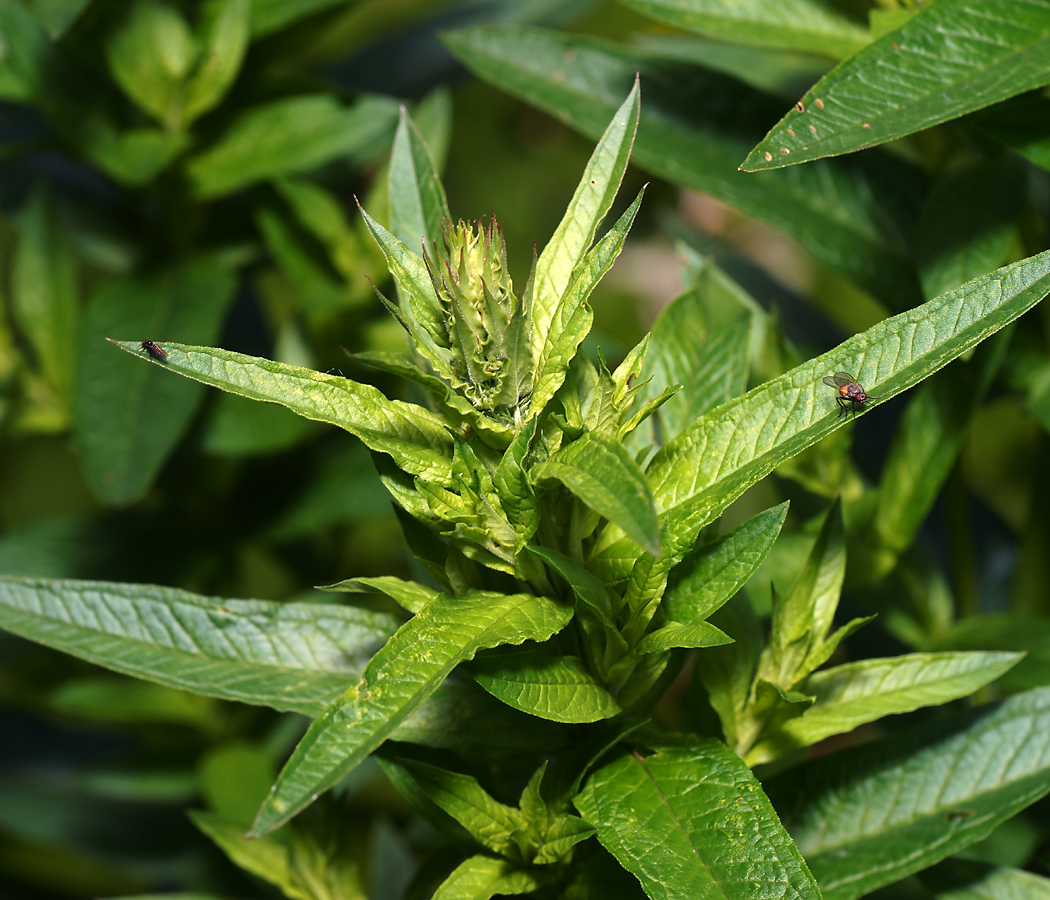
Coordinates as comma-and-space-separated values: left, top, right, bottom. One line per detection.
141, 340, 167, 362
823, 372, 878, 418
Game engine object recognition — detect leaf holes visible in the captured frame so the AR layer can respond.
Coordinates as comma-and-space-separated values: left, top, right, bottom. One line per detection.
764, 151, 773, 161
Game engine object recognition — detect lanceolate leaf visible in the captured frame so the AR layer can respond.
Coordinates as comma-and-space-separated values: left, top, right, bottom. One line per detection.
529, 79, 639, 369
634, 250, 1050, 559
768, 686, 1050, 900
663, 502, 788, 625
538, 433, 661, 557
575, 740, 821, 900
432, 856, 541, 900
743, 0, 1050, 171
250, 591, 572, 835
317, 576, 438, 615
79, 259, 236, 505
398, 760, 525, 855
618, 0, 870, 59
389, 106, 450, 249
445, 26, 924, 308
530, 188, 646, 418
108, 340, 453, 484
749, 651, 1023, 764
186, 94, 399, 197
0, 576, 398, 716
469, 649, 622, 723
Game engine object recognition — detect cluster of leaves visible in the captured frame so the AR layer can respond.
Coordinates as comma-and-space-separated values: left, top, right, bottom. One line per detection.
6, 1, 1050, 900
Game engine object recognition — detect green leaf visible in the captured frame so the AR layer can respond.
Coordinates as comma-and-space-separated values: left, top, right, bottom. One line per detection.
51, 676, 219, 730
192, 810, 366, 900
12, 184, 78, 404
250, 591, 572, 835
0, 1, 46, 100
79, 123, 190, 185
317, 576, 438, 615
469, 649, 622, 723
249, 0, 345, 36
445, 25, 923, 309
76, 257, 236, 504
202, 391, 316, 458
357, 205, 452, 373
105, 0, 198, 128
767, 686, 1050, 900
749, 651, 1023, 764
618, 0, 870, 59
974, 92, 1050, 174
930, 614, 1050, 691
398, 760, 526, 856
389, 106, 451, 249
873, 338, 1005, 563
107, 339, 454, 484
530, 78, 639, 368
919, 859, 1050, 900
537, 433, 661, 557
639, 250, 1050, 553
0, 575, 399, 716
432, 856, 541, 900
742, 0, 1050, 170
187, 94, 399, 198
182, 0, 249, 123
531, 187, 645, 418
633, 620, 732, 655
575, 739, 821, 900
917, 157, 1026, 301
25, 0, 90, 38
663, 502, 788, 625
760, 499, 844, 689
640, 264, 754, 441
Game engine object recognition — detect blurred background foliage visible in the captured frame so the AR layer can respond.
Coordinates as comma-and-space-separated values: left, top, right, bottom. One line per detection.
2, 0, 1050, 897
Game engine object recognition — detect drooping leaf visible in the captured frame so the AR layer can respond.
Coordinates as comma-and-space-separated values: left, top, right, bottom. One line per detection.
192, 810, 366, 900
537, 433, 661, 557
445, 25, 924, 308
250, 591, 572, 835
469, 649, 621, 723
107, 340, 454, 484
186, 94, 399, 197
431, 856, 542, 900
77, 257, 236, 504
575, 739, 821, 900
317, 576, 438, 615
0, 575, 398, 715
398, 760, 525, 856
767, 686, 1050, 900
743, 0, 1050, 170
617, 0, 870, 59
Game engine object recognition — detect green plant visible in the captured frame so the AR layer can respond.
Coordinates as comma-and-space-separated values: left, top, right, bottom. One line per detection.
5, 60, 1050, 898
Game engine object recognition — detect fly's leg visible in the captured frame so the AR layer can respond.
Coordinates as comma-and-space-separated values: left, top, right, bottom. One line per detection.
835, 396, 849, 418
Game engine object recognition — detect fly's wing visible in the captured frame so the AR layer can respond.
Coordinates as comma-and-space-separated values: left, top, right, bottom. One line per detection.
824, 372, 856, 387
